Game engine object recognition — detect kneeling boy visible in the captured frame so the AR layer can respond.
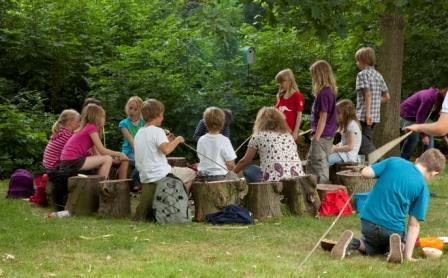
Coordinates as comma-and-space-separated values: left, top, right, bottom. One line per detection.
197, 107, 237, 181
331, 149, 445, 263
134, 99, 196, 190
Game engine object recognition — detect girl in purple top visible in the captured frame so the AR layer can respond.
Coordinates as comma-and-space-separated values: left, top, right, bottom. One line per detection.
60, 104, 129, 179
307, 60, 337, 183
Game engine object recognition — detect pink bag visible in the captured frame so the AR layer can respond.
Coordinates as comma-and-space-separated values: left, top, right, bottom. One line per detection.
319, 190, 353, 216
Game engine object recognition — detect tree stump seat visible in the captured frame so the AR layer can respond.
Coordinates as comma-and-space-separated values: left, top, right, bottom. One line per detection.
336, 170, 376, 196
65, 175, 104, 216
316, 184, 348, 200
330, 162, 359, 184
191, 179, 247, 222
244, 181, 283, 221
281, 175, 321, 216
167, 157, 188, 168
98, 179, 132, 218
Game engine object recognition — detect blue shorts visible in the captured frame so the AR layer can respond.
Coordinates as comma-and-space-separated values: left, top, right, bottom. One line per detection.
360, 219, 406, 255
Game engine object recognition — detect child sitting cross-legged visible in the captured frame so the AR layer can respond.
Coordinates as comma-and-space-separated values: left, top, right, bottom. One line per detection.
134, 99, 196, 191
197, 107, 237, 181
234, 107, 305, 182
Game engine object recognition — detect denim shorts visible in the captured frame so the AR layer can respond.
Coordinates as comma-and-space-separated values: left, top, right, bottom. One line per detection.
361, 219, 406, 255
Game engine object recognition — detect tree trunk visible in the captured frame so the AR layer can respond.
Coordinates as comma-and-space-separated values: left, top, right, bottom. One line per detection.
244, 182, 283, 221
65, 175, 104, 216
133, 182, 157, 221
191, 179, 247, 222
329, 162, 359, 184
336, 170, 376, 196
374, 9, 405, 156
282, 175, 321, 216
316, 184, 348, 200
98, 179, 131, 218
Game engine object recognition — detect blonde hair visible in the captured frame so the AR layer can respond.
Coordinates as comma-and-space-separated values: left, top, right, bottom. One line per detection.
253, 107, 290, 134
275, 68, 299, 98
52, 109, 79, 135
125, 96, 143, 117
141, 99, 165, 122
310, 60, 337, 96
203, 107, 225, 132
336, 99, 359, 133
355, 47, 376, 66
80, 104, 105, 130
418, 149, 446, 173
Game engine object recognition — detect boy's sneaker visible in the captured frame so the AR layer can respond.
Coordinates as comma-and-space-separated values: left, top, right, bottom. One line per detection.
331, 230, 354, 260
387, 233, 403, 263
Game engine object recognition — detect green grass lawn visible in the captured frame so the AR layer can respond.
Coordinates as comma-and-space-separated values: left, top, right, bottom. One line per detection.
1, 173, 447, 277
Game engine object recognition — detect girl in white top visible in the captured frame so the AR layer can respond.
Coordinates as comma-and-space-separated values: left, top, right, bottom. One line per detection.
234, 107, 305, 182
329, 99, 362, 165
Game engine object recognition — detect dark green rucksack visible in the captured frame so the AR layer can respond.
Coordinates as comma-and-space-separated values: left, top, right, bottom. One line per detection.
153, 175, 191, 224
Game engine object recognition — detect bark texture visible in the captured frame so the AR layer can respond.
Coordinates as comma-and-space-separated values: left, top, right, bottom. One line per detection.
98, 179, 131, 218
244, 182, 283, 221
65, 175, 104, 216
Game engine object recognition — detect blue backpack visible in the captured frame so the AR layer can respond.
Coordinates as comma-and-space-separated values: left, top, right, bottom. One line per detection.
206, 204, 254, 225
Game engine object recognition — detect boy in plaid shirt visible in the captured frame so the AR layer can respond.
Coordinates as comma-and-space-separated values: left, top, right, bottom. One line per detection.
355, 47, 389, 155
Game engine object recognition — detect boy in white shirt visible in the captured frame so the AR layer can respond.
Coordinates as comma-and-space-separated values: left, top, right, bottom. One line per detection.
134, 99, 196, 191
197, 107, 237, 181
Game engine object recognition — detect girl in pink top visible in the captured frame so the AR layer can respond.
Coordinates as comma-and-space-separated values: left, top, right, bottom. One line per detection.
60, 104, 129, 179
43, 109, 80, 170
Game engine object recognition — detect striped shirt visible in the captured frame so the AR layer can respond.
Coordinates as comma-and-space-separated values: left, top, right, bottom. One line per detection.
355, 66, 388, 123
43, 127, 73, 170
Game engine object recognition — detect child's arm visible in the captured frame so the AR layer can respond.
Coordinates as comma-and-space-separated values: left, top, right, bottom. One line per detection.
406, 113, 448, 136
225, 160, 235, 171
293, 111, 302, 141
90, 132, 127, 160
404, 215, 420, 261
233, 147, 257, 174
159, 136, 184, 155
332, 132, 355, 153
381, 91, 390, 103
121, 128, 135, 151
313, 111, 327, 140
363, 89, 373, 125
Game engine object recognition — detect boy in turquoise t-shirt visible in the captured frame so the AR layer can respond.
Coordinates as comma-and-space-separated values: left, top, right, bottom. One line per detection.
330, 149, 445, 263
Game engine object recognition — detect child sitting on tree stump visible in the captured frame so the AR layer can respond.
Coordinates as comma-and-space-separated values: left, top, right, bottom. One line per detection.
197, 107, 237, 181
330, 149, 445, 263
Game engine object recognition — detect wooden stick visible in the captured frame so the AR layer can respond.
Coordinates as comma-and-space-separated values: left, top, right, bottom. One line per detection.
299, 129, 311, 136
367, 131, 412, 165
298, 191, 355, 271
235, 135, 252, 153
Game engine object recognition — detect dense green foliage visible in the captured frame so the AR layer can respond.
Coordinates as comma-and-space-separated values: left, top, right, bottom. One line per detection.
0, 0, 447, 177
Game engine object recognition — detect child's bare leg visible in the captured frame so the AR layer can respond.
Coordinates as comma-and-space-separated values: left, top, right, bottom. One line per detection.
118, 160, 129, 180
81, 155, 113, 178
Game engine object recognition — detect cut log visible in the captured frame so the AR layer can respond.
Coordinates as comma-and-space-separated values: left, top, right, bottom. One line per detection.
281, 175, 321, 216
329, 162, 359, 184
192, 179, 247, 222
133, 182, 157, 221
98, 179, 132, 218
65, 175, 104, 216
336, 170, 375, 195
316, 184, 348, 200
167, 157, 187, 167
244, 182, 283, 221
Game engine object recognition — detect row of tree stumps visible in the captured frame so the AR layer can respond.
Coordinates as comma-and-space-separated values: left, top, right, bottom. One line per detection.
192, 175, 321, 221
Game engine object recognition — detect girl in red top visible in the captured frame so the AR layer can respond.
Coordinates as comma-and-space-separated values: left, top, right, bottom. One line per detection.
275, 68, 304, 142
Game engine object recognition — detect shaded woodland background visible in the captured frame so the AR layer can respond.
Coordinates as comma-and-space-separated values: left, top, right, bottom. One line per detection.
1, 0, 448, 177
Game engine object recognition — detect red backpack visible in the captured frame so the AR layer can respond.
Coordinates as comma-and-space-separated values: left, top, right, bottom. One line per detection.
319, 189, 353, 216
29, 173, 48, 206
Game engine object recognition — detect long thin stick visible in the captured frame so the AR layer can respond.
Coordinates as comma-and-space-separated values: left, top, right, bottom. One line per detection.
299, 129, 311, 136
367, 131, 412, 165
297, 191, 355, 271
235, 135, 252, 153
182, 142, 229, 172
